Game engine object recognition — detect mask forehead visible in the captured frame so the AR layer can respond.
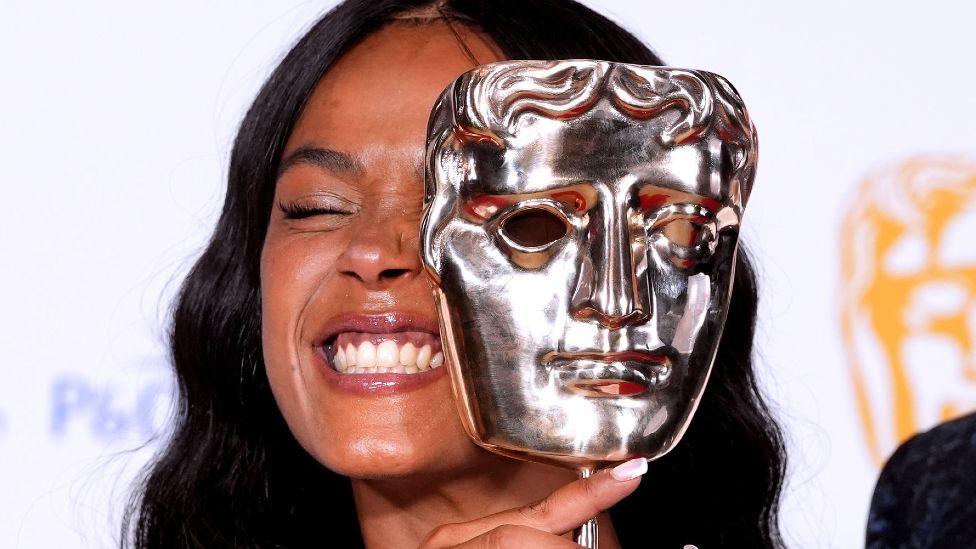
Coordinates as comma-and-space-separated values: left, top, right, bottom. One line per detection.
421, 59, 757, 467
430, 60, 754, 203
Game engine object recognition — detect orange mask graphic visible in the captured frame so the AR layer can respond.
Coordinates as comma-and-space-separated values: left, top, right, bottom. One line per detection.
841, 156, 976, 463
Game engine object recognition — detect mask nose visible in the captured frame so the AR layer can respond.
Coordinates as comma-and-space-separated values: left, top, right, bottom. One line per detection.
570, 193, 650, 329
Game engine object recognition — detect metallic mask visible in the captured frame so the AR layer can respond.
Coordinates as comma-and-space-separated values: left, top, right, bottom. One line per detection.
420, 60, 757, 471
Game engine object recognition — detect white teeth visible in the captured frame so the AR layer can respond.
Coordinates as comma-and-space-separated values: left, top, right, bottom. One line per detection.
400, 342, 417, 366
358, 341, 376, 368
333, 339, 442, 375
377, 340, 398, 368
417, 345, 431, 370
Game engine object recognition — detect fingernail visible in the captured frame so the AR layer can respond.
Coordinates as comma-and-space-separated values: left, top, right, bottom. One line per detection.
610, 457, 647, 481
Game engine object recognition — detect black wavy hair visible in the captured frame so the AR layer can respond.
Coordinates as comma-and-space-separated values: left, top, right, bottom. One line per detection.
123, 1, 787, 547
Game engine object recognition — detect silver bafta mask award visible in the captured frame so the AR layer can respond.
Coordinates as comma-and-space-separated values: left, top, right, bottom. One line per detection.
420, 60, 756, 546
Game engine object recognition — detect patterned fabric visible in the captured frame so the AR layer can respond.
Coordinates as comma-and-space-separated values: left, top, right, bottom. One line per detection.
866, 412, 976, 548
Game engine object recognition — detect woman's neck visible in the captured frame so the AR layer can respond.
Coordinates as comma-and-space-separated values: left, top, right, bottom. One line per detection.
350, 453, 621, 548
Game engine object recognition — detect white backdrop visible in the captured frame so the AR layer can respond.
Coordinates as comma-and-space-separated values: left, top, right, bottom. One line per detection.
2, 1, 974, 547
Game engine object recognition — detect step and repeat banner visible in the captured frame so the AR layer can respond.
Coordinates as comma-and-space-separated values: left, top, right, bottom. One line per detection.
1, 1, 973, 547
841, 157, 976, 465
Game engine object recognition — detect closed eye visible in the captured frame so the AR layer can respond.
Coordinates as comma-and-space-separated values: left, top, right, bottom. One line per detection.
278, 201, 355, 220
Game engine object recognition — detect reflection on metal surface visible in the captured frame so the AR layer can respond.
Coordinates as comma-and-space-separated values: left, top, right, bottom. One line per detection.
421, 60, 758, 470
840, 156, 976, 463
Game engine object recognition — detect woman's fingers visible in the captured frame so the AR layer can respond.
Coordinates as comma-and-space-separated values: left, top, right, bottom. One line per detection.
511, 457, 647, 534
420, 457, 647, 548
451, 524, 583, 548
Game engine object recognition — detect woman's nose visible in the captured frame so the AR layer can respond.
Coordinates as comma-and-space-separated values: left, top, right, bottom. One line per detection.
336, 220, 421, 290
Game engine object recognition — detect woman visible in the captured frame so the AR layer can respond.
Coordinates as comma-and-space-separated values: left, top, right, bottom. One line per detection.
124, 1, 786, 547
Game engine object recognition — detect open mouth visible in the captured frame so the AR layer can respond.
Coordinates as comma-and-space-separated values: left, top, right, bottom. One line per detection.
322, 332, 444, 375
544, 351, 672, 398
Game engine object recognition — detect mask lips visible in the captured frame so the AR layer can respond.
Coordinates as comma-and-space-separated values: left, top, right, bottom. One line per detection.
546, 353, 673, 397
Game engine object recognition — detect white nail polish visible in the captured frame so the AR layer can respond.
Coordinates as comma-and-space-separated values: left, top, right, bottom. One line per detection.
610, 457, 647, 481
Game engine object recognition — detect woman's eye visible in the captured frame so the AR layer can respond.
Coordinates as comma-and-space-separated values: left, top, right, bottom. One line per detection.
499, 208, 569, 248
279, 202, 352, 220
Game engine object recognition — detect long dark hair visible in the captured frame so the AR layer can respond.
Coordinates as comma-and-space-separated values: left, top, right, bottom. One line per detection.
124, 1, 786, 547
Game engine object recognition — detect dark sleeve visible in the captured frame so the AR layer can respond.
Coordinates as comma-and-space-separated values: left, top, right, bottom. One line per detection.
865, 433, 922, 548
865, 413, 976, 549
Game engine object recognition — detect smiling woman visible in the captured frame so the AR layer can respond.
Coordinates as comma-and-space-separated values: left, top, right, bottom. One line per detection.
123, 1, 786, 548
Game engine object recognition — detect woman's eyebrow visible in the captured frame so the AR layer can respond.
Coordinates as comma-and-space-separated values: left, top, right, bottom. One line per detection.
277, 146, 365, 179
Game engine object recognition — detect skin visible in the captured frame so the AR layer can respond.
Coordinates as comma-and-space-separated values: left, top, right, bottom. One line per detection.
260, 21, 642, 548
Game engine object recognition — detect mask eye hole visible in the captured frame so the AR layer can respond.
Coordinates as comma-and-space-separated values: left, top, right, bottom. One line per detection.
650, 206, 719, 269
499, 207, 568, 249
662, 218, 707, 247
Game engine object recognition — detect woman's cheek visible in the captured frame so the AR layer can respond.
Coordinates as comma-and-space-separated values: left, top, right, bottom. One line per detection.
259, 232, 343, 456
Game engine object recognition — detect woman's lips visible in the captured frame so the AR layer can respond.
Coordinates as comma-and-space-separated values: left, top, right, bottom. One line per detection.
313, 312, 439, 345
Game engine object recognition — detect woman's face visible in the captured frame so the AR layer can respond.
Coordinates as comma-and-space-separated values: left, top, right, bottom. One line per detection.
260, 22, 503, 479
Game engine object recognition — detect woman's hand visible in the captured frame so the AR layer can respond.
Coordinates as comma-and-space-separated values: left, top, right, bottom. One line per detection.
418, 457, 648, 548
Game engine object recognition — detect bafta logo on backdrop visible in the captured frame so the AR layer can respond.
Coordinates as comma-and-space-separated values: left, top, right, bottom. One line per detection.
840, 155, 976, 463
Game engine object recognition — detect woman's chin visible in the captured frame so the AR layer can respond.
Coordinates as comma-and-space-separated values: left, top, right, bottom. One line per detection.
322, 439, 486, 480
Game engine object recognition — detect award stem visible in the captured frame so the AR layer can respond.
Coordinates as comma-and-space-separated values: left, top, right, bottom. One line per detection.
573, 467, 599, 548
